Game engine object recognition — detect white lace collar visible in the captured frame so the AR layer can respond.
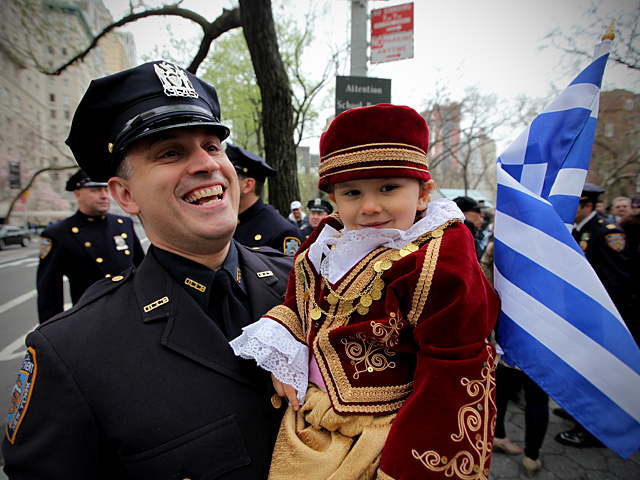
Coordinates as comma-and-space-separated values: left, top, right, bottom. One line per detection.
307, 199, 463, 283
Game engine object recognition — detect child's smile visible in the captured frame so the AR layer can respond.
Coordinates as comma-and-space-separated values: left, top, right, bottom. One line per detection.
330, 177, 429, 231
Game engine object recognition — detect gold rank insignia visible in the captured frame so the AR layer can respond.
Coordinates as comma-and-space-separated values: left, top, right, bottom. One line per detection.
144, 296, 169, 313
39, 238, 52, 259
257, 270, 273, 278
185, 278, 206, 292
605, 233, 626, 252
255, 234, 262, 241
606, 224, 616, 229
237, 267, 242, 284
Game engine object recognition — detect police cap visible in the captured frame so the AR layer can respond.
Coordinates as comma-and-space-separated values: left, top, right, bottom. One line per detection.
580, 183, 605, 204
453, 196, 482, 212
65, 169, 108, 192
226, 144, 276, 183
307, 198, 333, 214
66, 61, 230, 182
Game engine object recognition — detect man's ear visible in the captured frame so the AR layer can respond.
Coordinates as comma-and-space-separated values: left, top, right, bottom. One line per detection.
242, 177, 256, 195
108, 177, 141, 216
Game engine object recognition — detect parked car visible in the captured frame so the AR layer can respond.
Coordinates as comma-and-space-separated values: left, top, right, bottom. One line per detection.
0, 225, 30, 249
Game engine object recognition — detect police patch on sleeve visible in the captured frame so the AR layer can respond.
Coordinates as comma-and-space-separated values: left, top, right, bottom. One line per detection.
39, 238, 52, 259
605, 233, 626, 252
7, 347, 37, 444
284, 237, 301, 255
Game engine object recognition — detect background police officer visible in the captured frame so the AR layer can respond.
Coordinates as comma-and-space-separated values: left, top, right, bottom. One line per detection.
36, 168, 144, 322
555, 183, 632, 448
301, 198, 333, 238
229, 143, 303, 254
3, 61, 292, 479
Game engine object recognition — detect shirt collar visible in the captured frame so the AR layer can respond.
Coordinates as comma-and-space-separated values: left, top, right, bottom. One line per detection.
575, 210, 597, 232
153, 242, 247, 312
74, 210, 107, 223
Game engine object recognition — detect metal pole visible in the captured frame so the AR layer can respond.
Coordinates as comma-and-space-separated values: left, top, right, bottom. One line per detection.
350, 0, 368, 76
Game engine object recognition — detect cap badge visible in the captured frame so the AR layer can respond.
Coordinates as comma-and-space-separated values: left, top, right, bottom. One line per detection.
154, 61, 199, 99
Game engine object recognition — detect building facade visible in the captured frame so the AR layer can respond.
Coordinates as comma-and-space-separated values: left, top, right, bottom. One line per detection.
0, 0, 136, 225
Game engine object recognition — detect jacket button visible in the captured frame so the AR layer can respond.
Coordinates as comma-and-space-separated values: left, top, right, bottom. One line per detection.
271, 393, 282, 409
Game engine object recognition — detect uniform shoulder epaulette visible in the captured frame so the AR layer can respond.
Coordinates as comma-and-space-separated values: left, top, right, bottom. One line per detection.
40, 268, 135, 326
242, 243, 287, 258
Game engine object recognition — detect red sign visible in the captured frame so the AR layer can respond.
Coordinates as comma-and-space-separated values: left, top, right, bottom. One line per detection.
371, 3, 414, 65
371, 3, 413, 36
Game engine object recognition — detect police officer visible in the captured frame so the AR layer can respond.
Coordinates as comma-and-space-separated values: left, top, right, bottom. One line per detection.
556, 183, 632, 448
3, 61, 292, 479
301, 198, 333, 238
228, 144, 303, 254
36, 168, 144, 323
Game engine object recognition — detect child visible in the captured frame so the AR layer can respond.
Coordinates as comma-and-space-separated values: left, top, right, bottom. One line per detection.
231, 104, 500, 480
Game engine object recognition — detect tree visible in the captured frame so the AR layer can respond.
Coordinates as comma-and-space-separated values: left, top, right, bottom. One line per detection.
421, 85, 523, 198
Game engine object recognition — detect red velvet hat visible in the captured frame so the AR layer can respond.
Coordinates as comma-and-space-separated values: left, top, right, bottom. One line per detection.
318, 104, 430, 192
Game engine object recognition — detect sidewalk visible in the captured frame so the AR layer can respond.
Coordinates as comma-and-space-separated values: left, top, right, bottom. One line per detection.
490, 399, 640, 479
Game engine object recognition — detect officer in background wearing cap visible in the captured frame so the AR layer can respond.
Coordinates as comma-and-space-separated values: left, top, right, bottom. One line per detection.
453, 196, 485, 260
228, 144, 303, 254
555, 183, 632, 448
2, 61, 292, 480
36, 168, 144, 323
301, 198, 333, 239
288, 200, 310, 230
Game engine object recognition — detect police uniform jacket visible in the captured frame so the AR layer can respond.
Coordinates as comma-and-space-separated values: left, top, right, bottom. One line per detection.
572, 212, 631, 312
256, 212, 500, 479
37, 210, 145, 322
3, 241, 293, 480
234, 198, 303, 254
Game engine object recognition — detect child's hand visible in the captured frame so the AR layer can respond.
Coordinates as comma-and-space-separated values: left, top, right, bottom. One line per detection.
271, 373, 300, 411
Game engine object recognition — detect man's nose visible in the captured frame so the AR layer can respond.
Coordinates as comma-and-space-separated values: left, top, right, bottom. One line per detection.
189, 148, 222, 174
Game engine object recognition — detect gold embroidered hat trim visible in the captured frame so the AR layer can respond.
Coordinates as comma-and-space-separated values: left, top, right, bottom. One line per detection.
319, 145, 429, 177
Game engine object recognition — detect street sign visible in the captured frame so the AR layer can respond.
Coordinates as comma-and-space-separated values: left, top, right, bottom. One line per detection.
371, 2, 414, 65
335, 76, 391, 117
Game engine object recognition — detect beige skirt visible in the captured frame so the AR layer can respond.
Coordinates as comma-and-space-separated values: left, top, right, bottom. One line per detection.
268, 386, 396, 480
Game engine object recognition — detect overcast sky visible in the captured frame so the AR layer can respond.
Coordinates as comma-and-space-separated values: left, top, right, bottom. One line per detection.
102, 0, 638, 152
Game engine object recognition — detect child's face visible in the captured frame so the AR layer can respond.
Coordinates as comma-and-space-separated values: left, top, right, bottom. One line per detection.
329, 177, 429, 231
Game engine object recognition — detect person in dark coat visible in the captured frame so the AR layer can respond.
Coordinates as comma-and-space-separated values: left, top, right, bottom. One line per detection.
3, 60, 292, 480
36, 168, 145, 323
301, 198, 333, 239
555, 183, 632, 448
229, 144, 303, 254
453, 195, 485, 260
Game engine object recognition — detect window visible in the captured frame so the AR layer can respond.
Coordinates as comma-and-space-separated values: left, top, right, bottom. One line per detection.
61, 47, 67, 56
62, 94, 70, 106
605, 123, 614, 138
48, 77, 55, 87
62, 78, 69, 88
14, 96, 21, 112
49, 93, 55, 102
625, 99, 634, 110
2, 87, 9, 106
64, 110, 70, 119
50, 109, 56, 119
47, 46, 54, 54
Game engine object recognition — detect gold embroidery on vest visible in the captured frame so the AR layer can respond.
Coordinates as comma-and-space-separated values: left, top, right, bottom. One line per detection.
371, 314, 404, 348
411, 343, 496, 480
342, 332, 397, 380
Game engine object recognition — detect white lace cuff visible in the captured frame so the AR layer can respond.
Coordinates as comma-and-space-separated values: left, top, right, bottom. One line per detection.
230, 318, 309, 406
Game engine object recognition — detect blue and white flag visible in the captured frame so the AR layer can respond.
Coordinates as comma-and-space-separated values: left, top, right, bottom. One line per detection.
494, 36, 640, 459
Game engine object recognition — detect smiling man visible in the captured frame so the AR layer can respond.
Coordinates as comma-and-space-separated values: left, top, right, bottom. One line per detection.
36, 168, 144, 323
3, 61, 292, 479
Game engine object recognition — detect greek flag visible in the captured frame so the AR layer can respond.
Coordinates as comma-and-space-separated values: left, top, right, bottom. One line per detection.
494, 37, 640, 459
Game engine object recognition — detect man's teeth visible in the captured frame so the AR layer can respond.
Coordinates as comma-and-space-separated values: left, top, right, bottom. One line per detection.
185, 186, 224, 204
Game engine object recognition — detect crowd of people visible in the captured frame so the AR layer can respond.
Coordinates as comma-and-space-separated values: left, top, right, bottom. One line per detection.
3, 60, 638, 480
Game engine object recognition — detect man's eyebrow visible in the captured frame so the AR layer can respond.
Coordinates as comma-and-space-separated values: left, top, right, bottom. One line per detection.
148, 132, 177, 147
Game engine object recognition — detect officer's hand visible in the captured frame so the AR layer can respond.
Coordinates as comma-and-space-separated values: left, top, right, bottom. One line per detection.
271, 373, 299, 411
